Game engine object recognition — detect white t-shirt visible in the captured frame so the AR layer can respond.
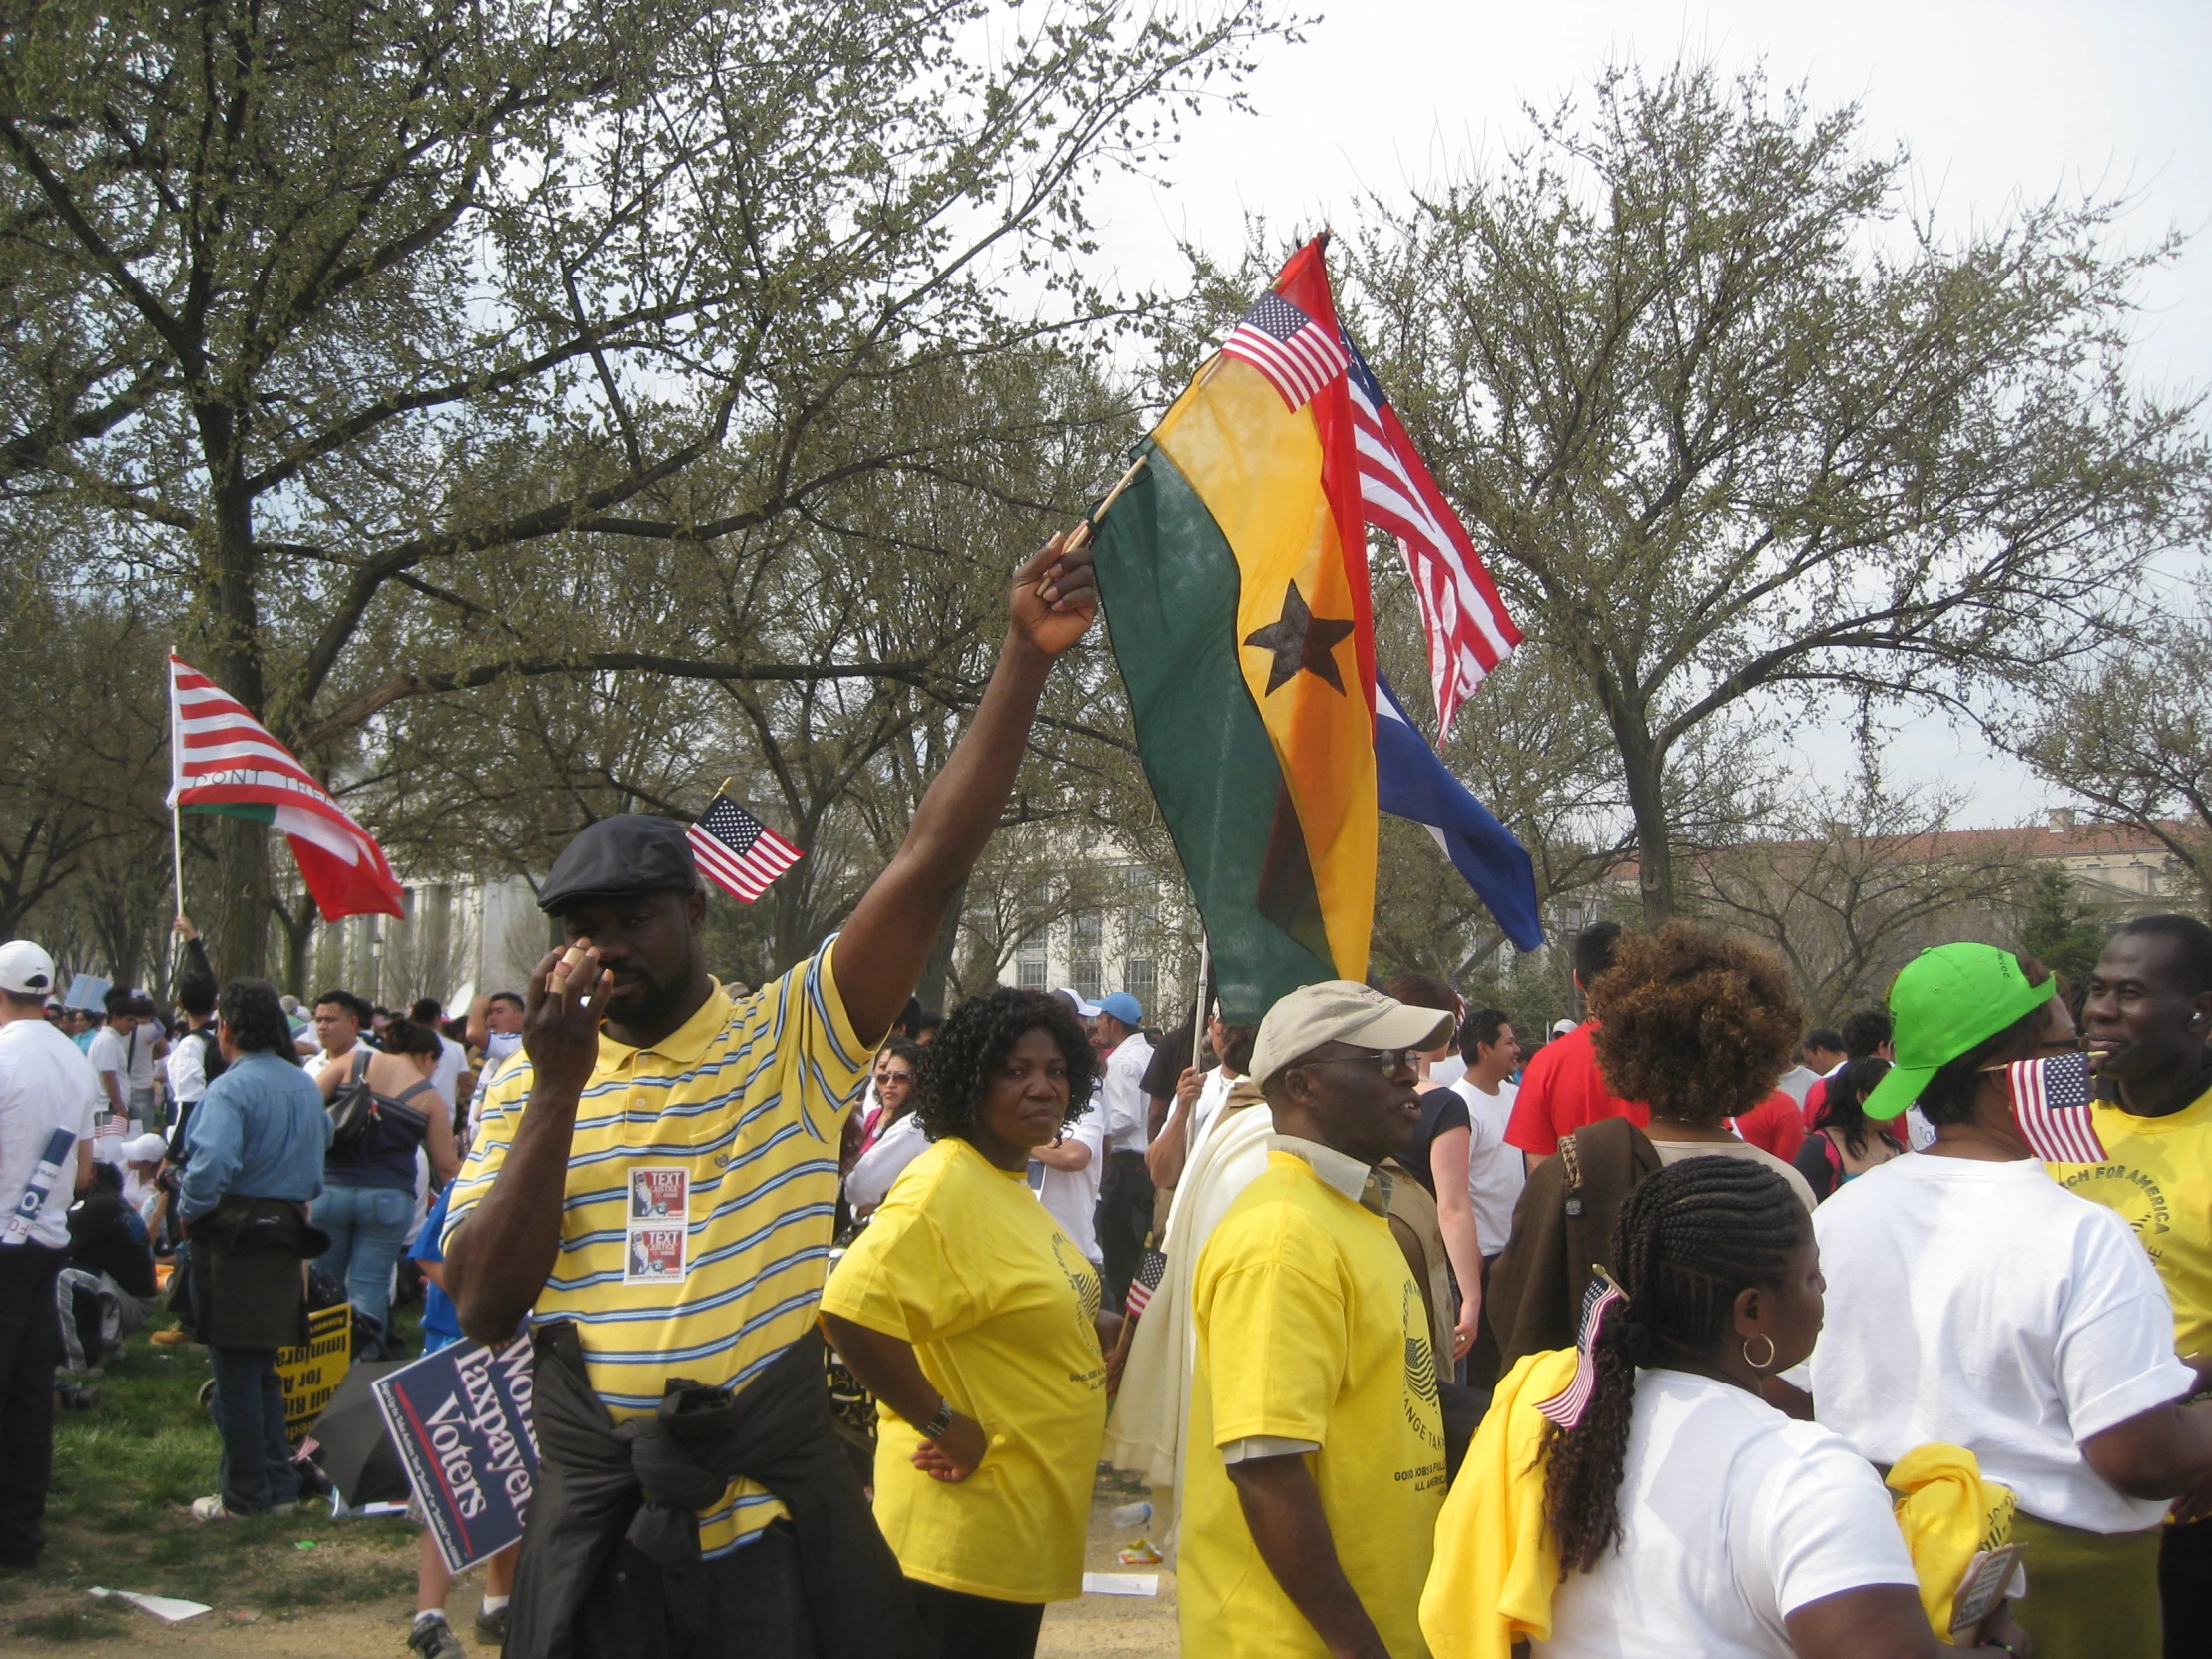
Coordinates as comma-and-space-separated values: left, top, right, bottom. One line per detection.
0, 1017, 104, 1249
1795, 1152, 2193, 1533
1101, 1032, 1155, 1154
1453, 1075, 1524, 1256
85, 1025, 128, 1095
165, 1025, 211, 1105
1774, 1064, 1821, 1106
1187, 1066, 1235, 1155
1535, 1370, 1917, 1658
1033, 1092, 1108, 1264
429, 1034, 466, 1111
845, 1112, 930, 1212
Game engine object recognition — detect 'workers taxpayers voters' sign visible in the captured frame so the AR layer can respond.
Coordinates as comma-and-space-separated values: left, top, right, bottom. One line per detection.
371, 1334, 538, 1572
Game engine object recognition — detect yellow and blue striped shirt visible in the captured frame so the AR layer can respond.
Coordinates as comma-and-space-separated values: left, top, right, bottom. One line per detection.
443, 940, 870, 1556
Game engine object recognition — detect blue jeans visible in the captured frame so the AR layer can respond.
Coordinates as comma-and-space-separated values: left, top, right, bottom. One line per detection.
312, 1184, 414, 1342
208, 1346, 299, 1514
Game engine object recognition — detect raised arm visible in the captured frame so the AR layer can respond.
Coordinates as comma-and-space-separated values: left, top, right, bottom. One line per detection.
444, 947, 610, 1345
832, 534, 1095, 1047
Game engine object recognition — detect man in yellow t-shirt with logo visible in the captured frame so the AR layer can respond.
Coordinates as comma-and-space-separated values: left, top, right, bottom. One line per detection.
2060, 913, 2212, 1644
440, 534, 1097, 1659
1181, 980, 1456, 1659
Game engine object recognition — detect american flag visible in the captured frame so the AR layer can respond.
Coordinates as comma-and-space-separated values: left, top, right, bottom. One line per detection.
1220, 291, 1350, 411
1124, 1247, 1168, 1320
1536, 1273, 1627, 1430
1343, 333, 1521, 735
686, 793, 803, 903
2008, 1051, 2107, 1164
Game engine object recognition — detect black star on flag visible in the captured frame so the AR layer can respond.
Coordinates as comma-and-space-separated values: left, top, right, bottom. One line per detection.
1243, 578, 1356, 695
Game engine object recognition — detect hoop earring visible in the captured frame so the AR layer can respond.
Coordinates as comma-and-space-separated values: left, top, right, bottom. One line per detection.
1742, 1333, 1777, 1372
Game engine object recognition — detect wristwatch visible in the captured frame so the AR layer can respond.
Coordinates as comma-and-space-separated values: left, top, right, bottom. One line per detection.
920, 1398, 956, 1439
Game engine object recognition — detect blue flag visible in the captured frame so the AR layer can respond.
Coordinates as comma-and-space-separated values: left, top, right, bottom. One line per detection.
1375, 672, 1545, 951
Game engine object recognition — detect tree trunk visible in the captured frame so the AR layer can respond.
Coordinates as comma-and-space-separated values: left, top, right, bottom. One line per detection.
200, 426, 274, 980
917, 878, 967, 1014
1617, 727, 1677, 926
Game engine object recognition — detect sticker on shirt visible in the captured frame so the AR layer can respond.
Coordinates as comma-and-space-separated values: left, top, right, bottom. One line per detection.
626, 1224, 687, 1283
623, 1168, 689, 1283
628, 1168, 687, 1222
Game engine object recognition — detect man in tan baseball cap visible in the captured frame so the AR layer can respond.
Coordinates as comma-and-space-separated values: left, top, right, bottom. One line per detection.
1178, 979, 1454, 1659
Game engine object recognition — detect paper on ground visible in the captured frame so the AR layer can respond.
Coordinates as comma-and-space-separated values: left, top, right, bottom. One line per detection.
1082, 1572, 1159, 1596
90, 1587, 213, 1621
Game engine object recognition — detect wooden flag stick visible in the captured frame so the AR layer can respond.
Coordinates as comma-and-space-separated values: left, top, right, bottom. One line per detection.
1062, 452, 1149, 553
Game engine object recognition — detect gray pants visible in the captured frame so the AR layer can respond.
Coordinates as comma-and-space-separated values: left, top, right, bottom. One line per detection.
54, 1268, 154, 1375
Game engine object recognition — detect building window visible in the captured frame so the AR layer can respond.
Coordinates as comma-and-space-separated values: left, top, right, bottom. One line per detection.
1124, 957, 1156, 1010
1015, 928, 1048, 992
1071, 958, 1103, 1001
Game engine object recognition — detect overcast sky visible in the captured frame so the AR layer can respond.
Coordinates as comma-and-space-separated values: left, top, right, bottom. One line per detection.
1083, 0, 2212, 827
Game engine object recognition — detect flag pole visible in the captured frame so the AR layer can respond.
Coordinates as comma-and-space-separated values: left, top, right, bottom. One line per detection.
1190, 935, 1211, 1078
1061, 453, 1150, 554
169, 649, 187, 977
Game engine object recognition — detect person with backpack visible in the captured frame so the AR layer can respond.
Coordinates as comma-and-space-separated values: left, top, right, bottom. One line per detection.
311, 1013, 458, 1357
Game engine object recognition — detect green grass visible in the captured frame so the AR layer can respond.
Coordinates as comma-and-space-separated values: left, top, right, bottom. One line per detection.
3, 1302, 431, 1642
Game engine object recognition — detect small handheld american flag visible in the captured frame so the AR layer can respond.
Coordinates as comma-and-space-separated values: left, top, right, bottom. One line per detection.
1220, 290, 1350, 411
1535, 1271, 1627, 1430
2007, 1051, 2107, 1164
1124, 1248, 1168, 1320
686, 791, 803, 903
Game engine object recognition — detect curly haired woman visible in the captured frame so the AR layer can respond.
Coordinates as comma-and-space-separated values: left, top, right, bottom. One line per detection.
1423, 1157, 2028, 1657
821, 987, 1114, 1659
1487, 924, 1816, 1368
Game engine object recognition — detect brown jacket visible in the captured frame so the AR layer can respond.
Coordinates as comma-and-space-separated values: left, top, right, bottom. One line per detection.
1484, 1115, 1661, 1369
1382, 1158, 1456, 1366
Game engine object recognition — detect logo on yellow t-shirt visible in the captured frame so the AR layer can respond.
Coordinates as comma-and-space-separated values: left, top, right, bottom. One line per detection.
1051, 1231, 1104, 1324
1400, 1282, 1443, 1451
2058, 1163, 2172, 1251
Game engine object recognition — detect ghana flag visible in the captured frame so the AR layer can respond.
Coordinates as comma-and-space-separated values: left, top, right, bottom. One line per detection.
1092, 239, 1375, 1022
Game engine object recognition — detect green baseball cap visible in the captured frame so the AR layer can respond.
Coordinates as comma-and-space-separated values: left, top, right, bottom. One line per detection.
1863, 943, 2057, 1121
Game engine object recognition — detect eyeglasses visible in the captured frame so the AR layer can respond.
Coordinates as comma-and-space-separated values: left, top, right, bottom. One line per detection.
1294, 1048, 1416, 1078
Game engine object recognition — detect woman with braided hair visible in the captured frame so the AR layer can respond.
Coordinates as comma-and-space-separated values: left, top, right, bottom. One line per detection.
1424, 1155, 2027, 1657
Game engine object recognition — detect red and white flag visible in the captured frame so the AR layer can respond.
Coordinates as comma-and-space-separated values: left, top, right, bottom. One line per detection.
687, 793, 803, 903
168, 655, 405, 920
2008, 1051, 2107, 1165
1342, 333, 1522, 735
1220, 291, 1351, 412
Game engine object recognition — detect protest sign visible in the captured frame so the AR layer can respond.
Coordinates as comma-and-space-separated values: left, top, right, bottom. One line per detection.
62, 973, 111, 1013
372, 1334, 537, 1573
276, 1301, 352, 1440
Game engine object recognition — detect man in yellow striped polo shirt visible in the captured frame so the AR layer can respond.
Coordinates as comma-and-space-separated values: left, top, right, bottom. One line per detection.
442, 533, 1097, 1659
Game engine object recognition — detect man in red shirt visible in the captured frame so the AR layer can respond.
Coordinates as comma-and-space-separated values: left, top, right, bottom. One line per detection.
1505, 923, 1648, 1165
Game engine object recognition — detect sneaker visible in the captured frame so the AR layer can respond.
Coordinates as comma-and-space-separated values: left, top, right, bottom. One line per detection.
473, 1603, 507, 1646
409, 1612, 467, 1659
151, 1327, 198, 1346
190, 1495, 239, 1522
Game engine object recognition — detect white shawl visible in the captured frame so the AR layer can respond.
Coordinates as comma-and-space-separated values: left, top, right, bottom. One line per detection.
1101, 1081, 1273, 1558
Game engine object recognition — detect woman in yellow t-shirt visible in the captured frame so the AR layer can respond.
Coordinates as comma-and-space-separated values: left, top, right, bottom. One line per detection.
822, 987, 1114, 1659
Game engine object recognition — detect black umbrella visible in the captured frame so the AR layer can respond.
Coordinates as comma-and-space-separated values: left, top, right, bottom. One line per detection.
308, 1359, 413, 1508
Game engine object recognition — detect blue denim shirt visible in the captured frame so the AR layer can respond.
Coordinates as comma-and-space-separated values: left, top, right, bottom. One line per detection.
180, 1050, 331, 1219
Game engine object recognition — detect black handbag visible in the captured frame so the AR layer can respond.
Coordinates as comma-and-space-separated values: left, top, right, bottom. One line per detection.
326, 1050, 376, 1153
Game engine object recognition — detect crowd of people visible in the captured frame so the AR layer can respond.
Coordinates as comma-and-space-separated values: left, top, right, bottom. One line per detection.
0, 526, 2207, 1659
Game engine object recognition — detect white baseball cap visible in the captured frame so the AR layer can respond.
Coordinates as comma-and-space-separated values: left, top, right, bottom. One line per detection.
0, 940, 58, 997
1248, 980, 1456, 1088
123, 1133, 170, 1165
1052, 986, 1102, 1018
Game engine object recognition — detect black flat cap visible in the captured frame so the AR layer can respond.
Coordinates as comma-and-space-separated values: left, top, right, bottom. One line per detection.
537, 815, 700, 913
